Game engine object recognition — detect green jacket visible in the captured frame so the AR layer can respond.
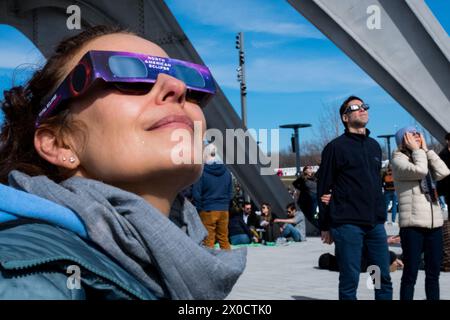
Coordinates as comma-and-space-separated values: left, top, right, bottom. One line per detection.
0, 221, 157, 300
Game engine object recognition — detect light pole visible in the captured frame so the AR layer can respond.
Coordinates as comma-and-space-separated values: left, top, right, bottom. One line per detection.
235, 32, 247, 128
280, 123, 312, 176
378, 134, 395, 162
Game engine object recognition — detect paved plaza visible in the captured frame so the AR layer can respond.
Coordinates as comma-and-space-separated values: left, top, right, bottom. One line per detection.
227, 222, 450, 300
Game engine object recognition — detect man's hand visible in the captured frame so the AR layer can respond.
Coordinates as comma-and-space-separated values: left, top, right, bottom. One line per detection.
321, 193, 332, 206
321, 231, 333, 245
387, 235, 401, 244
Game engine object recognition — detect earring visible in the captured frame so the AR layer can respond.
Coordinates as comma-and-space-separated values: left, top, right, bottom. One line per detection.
69, 157, 76, 163
62, 157, 67, 161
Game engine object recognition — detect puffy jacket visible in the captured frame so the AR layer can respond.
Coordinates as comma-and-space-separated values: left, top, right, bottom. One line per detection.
0, 221, 157, 300
391, 149, 450, 229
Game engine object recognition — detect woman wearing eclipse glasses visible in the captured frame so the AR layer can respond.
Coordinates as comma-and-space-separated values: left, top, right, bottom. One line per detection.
0, 26, 246, 299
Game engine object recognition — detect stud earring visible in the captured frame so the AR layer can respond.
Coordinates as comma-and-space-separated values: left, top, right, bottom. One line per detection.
62, 157, 67, 161
69, 157, 76, 163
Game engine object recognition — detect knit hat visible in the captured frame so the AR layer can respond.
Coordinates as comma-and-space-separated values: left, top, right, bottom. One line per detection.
395, 126, 418, 147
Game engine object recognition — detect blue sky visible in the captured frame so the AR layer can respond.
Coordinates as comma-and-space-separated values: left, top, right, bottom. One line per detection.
0, 0, 449, 152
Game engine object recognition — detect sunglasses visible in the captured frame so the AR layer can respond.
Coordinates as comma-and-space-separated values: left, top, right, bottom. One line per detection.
344, 103, 370, 114
36, 50, 216, 128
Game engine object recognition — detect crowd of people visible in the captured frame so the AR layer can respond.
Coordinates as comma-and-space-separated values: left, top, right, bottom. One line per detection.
192, 96, 450, 302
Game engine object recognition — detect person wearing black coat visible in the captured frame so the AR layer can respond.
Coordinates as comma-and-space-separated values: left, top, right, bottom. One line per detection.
437, 133, 450, 205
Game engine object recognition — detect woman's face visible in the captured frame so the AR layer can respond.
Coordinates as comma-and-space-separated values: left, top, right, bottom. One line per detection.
61, 34, 206, 189
261, 205, 269, 215
412, 132, 422, 146
402, 131, 422, 150
304, 166, 313, 176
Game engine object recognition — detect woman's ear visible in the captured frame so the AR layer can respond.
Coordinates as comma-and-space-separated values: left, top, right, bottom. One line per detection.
34, 128, 79, 169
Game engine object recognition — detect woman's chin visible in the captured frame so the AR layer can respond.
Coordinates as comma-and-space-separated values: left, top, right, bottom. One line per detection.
166, 162, 203, 186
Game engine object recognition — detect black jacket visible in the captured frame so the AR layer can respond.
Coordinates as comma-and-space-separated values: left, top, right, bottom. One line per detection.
437, 147, 450, 199
228, 213, 253, 238
317, 129, 386, 231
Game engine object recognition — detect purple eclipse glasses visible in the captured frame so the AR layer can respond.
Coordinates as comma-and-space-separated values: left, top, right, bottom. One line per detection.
36, 50, 216, 127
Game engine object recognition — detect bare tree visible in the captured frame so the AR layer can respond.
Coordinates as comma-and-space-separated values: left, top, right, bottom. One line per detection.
314, 100, 343, 149
413, 121, 443, 153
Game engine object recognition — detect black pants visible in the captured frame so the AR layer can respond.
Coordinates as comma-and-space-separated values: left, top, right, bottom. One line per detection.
262, 222, 282, 243
400, 227, 443, 300
298, 192, 319, 229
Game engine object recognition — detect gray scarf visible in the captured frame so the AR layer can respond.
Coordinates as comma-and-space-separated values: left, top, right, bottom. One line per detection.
8, 170, 246, 300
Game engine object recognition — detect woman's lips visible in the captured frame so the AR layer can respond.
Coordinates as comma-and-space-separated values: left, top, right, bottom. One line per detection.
147, 115, 194, 131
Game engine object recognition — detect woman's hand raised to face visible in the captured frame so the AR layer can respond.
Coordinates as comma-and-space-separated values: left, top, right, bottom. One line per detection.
419, 133, 428, 151
404, 132, 420, 151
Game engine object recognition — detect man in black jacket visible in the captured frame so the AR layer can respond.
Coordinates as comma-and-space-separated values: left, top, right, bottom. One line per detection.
317, 96, 392, 300
437, 133, 450, 205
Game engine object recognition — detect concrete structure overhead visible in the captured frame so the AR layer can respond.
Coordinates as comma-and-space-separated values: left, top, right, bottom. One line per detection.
288, 0, 450, 145
0, 0, 291, 218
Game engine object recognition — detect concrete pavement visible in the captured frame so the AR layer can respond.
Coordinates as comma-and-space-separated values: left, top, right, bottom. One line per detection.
226, 222, 450, 300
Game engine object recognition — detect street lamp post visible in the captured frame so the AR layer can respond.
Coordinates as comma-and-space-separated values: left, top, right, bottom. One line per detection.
377, 134, 395, 162
235, 32, 247, 128
280, 123, 312, 176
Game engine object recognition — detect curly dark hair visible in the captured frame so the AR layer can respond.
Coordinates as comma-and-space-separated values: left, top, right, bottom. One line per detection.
0, 25, 132, 184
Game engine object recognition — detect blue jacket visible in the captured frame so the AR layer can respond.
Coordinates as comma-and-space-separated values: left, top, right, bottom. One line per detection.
192, 163, 233, 212
0, 184, 156, 300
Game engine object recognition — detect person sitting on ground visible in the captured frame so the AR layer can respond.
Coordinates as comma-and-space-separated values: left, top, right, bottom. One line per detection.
242, 201, 261, 242
228, 203, 258, 245
318, 235, 403, 273
273, 202, 306, 242
0, 25, 245, 300
258, 202, 281, 243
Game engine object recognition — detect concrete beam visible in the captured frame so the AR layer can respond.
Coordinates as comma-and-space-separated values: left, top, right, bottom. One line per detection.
288, 0, 450, 144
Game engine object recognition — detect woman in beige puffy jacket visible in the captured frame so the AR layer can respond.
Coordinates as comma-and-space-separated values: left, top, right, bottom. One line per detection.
391, 126, 450, 300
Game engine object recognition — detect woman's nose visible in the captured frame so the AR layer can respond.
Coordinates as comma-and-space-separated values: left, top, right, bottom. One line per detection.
154, 73, 187, 106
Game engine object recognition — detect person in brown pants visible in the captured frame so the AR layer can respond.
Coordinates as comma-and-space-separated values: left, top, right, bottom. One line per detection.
199, 210, 230, 249
192, 144, 232, 250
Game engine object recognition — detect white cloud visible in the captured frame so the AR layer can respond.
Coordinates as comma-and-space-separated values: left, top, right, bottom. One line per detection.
250, 39, 289, 49
0, 45, 44, 69
210, 56, 377, 93
167, 0, 324, 39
